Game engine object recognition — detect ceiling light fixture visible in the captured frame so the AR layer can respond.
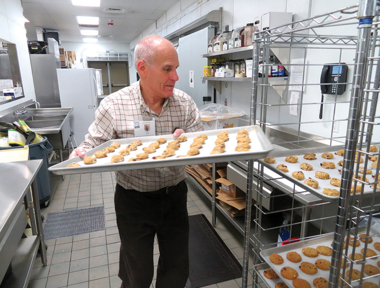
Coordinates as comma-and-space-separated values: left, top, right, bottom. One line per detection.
81, 30, 99, 36
77, 16, 99, 25
83, 38, 98, 43
72, 0, 100, 7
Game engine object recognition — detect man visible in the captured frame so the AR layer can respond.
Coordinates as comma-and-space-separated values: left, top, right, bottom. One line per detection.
70, 35, 203, 287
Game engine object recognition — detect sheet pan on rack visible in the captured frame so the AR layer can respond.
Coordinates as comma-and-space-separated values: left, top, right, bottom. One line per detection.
49, 125, 273, 176
258, 147, 380, 201
260, 229, 380, 288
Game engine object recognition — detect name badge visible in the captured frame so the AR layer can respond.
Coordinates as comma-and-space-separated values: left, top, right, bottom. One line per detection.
134, 119, 156, 137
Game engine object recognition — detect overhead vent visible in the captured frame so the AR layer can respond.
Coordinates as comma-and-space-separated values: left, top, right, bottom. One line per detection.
79, 24, 99, 28
98, 35, 113, 38
103, 7, 125, 14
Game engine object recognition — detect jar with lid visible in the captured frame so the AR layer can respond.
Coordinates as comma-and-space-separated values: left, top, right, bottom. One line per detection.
244, 23, 254, 46
204, 66, 211, 77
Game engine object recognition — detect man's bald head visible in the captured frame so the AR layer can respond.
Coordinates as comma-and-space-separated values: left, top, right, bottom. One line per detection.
134, 35, 175, 69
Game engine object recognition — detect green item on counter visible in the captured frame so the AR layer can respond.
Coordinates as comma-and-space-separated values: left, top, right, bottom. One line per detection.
17, 119, 32, 133
8, 129, 26, 146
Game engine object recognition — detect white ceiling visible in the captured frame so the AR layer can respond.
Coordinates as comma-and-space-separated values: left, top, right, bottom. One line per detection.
22, 0, 180, 44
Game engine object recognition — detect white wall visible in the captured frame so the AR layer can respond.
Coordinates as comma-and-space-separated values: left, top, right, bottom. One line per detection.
0, 0, 36, 113
60, 42, 130, 69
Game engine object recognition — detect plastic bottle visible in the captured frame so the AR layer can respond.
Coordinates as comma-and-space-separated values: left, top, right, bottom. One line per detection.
278, 220, 290, 246
232, 27, 244, 48
278, 64, 284, 77
234, 61, 240, 76
228, 29, 235, 49
222, 25, 231, 51
208, 34, 219, 53
240, 60, 246, 77
213, 32, 223, 52
271, 56, 278, 77
244, 23, 254, 46
239, 27, 245, 48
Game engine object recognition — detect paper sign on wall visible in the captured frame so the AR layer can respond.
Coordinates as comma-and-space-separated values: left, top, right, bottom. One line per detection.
289, 91, 299, 116
189, 70, 194, 88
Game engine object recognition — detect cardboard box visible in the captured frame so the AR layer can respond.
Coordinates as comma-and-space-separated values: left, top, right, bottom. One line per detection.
201, 116, 241, 130
59, 47, 65, 55
215, 178, 244, 198
60, 59, 68, 67
67, 51, 76, 61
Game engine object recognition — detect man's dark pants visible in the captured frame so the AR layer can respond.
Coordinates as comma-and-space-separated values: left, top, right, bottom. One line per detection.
115, 180, 189, 288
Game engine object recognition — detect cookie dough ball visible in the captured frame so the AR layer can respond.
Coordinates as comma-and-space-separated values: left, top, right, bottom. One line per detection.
286, 251, 302, 263
316, 246, 332, 256
128, 143, 138, 151
110, 142, 121, 149
358, 167, 372, 174
152, 155, 167, 160
320, 161, 335, 169
355, 155, 363, 163
177, 135, 187, 142
119, 149, 130, 156
313, 277, 328, 288
83, 156, 97, 165
292, 171, 305, 180
299, 262, 318, 275
300, 163, 313, 171
131, 140, 142, 146
111, 155, 124, 163
301, 247, 318, 257
280, 267, 298, 280
157, 138, 167, 144
190, 139, 203, 148
264, 157, 276, 164
315, 259, 331, 271
285, 156, 298, 163
336, 149, 345, 156
195, 134, 208, 141
217, 131, 228, 138
370, 145, 378, 152
67, 162, 81, 167
269, 253, 284, 265
315, 171, 330, 179
237, 136, 251, 143
237, 129, 249, 136
94, 150, 107, 158
235, 143, 250, 152
292, 279, 311, 288
277, 164, 289, 172
143, 146, 156, 153
369, 156, 378, 162
330, 178, 341, 187
163, 148, 176, 157
323, 188, 339, 196
321, 152, 333, 159
304, 178, 319, 189
210, 144, 225, 155
218, 134, 229, 142
149, 141, 160, 149
338, 160, 344, 166
263, 268, 279, 279
168, 142, 180, 150
104, 146, 115, 153
136, 153, 149, 159
187, 147, 199, 156
303, 153, 316, 160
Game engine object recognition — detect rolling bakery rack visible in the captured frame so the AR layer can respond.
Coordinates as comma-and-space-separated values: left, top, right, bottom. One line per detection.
237, 1, 380, 287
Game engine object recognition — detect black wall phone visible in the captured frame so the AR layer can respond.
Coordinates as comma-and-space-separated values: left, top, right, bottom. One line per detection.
319, 63, 348, 119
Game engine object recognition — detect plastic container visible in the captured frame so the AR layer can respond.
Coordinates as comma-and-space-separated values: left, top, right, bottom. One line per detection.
239, 27, 245, 48
0, 137, 53, 208
232, 27, 244, 48
213, 32, 222, 52
204, 66, 211, 77
221, 25, 231, 51
244, 23, 254, 46
208, 34, 219, 53
228, 29, 235, 49
277, 220, 290, 246
240, 61, 246, 77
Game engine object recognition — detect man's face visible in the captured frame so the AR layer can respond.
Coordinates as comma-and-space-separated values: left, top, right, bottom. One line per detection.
144, 47, 179, 98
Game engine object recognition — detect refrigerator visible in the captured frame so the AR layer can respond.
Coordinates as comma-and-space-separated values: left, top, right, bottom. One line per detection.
57, 68, 101, 145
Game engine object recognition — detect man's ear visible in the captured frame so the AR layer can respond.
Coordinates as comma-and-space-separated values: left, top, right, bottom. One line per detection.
137, 60, 147, 78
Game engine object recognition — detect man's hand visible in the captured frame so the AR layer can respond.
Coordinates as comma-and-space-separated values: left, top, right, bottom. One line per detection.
69, 147, 86, 159
173, 129, 184, 138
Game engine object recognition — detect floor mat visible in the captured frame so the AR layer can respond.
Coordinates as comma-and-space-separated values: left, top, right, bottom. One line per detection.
186, 214, 242, 288
43, 206, 106, 240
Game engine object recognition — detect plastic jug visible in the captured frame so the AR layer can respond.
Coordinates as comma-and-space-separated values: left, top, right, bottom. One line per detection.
244, 23, 254, 46
221, 25, 231, 51
213, 32, 222, 52
208, 34, 219, 53
228, 29, 235, 49
232, 27, 244, 48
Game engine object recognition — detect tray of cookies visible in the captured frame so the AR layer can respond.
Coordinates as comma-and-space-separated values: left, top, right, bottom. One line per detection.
259, 146, 380, 201
49, 125, 273, 176
260, 230, 380, 288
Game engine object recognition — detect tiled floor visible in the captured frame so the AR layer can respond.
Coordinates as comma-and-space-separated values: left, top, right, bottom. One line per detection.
28, 172, 255, 288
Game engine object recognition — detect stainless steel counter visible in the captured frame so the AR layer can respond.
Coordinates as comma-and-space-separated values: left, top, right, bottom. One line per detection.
0, 160, 47, 287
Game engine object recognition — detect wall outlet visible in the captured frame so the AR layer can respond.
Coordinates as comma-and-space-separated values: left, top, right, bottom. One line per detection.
333, 121, 339, 133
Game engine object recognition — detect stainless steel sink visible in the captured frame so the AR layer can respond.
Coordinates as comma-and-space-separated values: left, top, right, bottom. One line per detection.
24, 108, 73, 134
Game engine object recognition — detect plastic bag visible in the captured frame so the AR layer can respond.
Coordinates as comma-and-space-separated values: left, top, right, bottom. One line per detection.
358, 216, 380, 234
198, 103, 245, 119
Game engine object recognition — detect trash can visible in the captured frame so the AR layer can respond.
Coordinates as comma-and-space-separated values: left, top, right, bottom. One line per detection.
1, 137, 53, 208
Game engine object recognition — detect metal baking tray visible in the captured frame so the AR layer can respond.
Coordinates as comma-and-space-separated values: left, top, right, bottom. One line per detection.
49, 125, 273, 176
259, 148, 379, 201
254, 262, 284, 288
260, 230, 380, 288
